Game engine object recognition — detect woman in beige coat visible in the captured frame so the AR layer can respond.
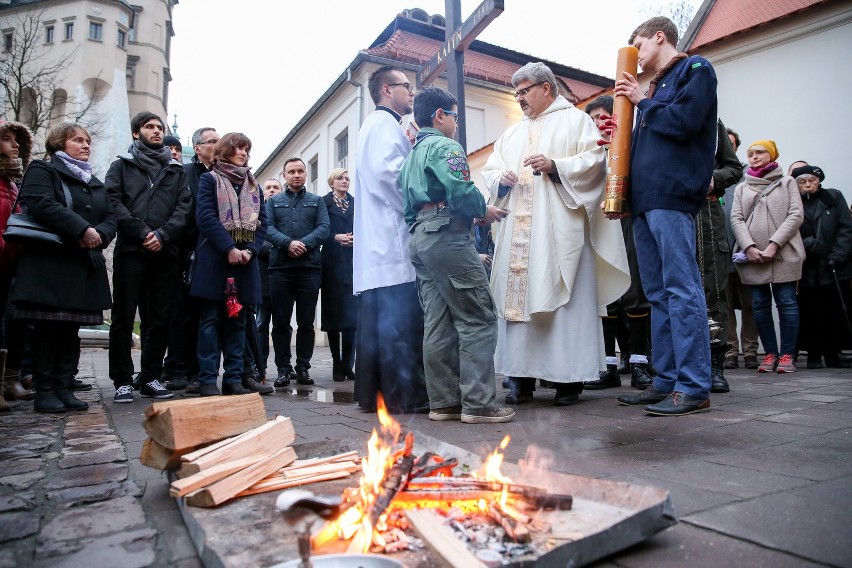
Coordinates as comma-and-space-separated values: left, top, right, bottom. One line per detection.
730, 140, 804, 373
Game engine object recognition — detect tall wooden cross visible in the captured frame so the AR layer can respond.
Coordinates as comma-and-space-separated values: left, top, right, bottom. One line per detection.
416, 0, 504, 151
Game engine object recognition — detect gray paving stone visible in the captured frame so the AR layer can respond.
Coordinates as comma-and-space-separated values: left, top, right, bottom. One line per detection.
757, 411, 851, 430
46, 480, 142, 506
64, 434, 118, 446
685, 475, 852, 567
58, 445, 126, 469
0, 458, 43, 476
0, 492, 35, 512
35, 528, 156, 567
0, 549, 17, 568
0, 511, 40, 543
43, 462, 127, 490
0, 469, 45, 490
598, 521, 826, 568
607, 472, 741, 517
39, 496, 146, 544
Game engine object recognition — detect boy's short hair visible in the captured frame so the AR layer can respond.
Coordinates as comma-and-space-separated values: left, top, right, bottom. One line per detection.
413, 86, 457, 129
629, 16, 678, 47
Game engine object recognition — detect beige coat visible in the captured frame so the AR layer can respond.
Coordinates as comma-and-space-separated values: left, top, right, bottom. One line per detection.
731, 167, 804, 285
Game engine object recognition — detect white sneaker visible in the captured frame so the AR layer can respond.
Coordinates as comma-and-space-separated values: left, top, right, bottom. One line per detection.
114, 385, 135, 404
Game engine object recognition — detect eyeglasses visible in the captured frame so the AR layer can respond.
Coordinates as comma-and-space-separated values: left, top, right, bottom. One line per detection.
513, 82, 545, 99
197, 139, 219, 146
431, 109, 460, 123
387, 82, 414, 93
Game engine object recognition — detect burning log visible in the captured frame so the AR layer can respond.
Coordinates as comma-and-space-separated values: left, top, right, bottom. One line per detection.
367, 431, 415, 525
487, 503, 531, 543
407, 477, 573, 510
405, 509, 488, 568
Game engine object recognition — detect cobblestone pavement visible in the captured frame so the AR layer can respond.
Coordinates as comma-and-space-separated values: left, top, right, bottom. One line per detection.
1, 348, 850, 567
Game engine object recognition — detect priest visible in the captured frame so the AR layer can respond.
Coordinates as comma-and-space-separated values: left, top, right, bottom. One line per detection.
482, 62, 630, 406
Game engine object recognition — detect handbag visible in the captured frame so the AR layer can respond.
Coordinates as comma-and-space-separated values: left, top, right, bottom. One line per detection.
3, 177, 74, 247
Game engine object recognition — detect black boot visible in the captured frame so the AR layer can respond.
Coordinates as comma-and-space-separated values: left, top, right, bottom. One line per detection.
332, 362, 346, 382
617, 354, 631, 375
554, 383, 582, 406
34, 389, 66, 413
583, 365, 620, 390
242, 372, 273, 395
710, 353, 730, 393
630, 363, 654, 390
55, 387, 89, 411
505, 377, 534, 404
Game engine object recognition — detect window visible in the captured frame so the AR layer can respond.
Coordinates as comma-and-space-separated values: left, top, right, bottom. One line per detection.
117, 29, 126, 48
45, 25, 54, 44
336, 130, 348, 169
64, 22, 74, 40
3, 32, 12, 52
88, 22, 102, 41
309, 157, 318, 194
126, 65, 135, 90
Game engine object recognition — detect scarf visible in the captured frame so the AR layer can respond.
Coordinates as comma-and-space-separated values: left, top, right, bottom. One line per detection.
647, 53, 688, 98
130, 139, 172, 182
211, 161, 261, 244
55, 151, 93, 183
747, 161, 779, 178
0, 155, 23, 182
332, 192, 350, 214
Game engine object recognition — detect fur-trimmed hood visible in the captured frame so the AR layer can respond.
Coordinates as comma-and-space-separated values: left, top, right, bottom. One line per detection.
0, 120, 34, 169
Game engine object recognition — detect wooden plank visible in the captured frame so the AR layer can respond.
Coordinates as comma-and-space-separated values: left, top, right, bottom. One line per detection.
178, 416, 296, 477
405, 509, 486, 568
282, 451, 360, 470
169, 456, 262, 498
142, 394, 267, 450
179, 433, 242, 463
184, 446, 297, 507
235, 471, 352, 497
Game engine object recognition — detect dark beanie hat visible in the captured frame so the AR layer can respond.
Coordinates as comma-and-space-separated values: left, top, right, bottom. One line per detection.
163, 135, 182, 150
791, 165, 825, 182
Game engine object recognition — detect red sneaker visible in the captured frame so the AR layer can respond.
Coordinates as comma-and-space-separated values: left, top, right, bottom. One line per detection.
758, 354, 778, 373
776, 354, 796, 373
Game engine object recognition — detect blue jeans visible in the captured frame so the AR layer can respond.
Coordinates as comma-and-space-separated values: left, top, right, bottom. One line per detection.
749, 282, 798, 356
197, 300, 247, 386
633, 210, 711, 397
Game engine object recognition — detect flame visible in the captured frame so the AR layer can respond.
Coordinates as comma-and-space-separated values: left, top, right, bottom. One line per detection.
314, 414, 526, 553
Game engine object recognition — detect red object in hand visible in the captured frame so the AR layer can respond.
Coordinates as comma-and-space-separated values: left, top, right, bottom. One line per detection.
225, 277, 242, 318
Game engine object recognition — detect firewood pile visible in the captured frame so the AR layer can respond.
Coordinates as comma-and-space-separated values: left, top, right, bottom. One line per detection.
138, 394, 360, 507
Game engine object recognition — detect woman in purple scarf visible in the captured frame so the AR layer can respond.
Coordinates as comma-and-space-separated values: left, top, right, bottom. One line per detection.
189, 133, 267, 397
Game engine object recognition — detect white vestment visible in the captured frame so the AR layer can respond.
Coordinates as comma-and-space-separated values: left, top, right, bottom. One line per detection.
482, 96, 630, 382
352, 109, 415, 293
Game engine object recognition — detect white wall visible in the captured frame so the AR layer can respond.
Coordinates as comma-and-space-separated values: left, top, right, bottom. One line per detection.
707, 9, 852, 200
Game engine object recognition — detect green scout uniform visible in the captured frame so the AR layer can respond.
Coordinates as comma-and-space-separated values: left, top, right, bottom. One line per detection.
399, 128, 498, 412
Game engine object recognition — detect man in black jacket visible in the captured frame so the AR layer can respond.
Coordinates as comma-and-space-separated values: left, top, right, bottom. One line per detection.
107, 111, 191, 404
266, 158, 329, 387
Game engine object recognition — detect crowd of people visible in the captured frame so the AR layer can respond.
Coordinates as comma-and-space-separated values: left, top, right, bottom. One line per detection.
1, 16, 849, 420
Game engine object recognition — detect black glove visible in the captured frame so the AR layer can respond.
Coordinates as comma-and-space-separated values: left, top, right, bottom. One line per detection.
88, 249, 106, 271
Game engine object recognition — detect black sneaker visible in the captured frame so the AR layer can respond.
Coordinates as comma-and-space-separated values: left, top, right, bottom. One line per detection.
242, 374, 273, 395
113, 385, 134, 404
274, 371, 294, 388
185, 379, 200, 394
617, 385, 669, 406
166, 376, 189, 391
223, 382, 252, 395
583, 366, 620, 390
199, 383, 220, 397
140, 380, 174, 399
71, 378, 93, 391
295, 369, 314, 385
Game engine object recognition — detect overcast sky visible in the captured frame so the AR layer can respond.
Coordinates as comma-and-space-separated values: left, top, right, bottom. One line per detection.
167, 1, 698, 165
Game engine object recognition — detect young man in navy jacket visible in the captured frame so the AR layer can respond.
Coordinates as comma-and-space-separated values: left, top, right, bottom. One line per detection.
610, 17, 716, 416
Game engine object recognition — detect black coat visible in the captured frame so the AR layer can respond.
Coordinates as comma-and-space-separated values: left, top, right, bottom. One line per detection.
105, 152, 190, 257
189, 172, 266, 305
265, 187, 329, 270
320, 192, 356, 330
800, 187, 852, 287
12, 158, 116, 311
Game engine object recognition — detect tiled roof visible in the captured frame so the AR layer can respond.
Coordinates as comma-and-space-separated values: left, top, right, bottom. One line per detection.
365, 29, 605, 101
690, 0, 828, 49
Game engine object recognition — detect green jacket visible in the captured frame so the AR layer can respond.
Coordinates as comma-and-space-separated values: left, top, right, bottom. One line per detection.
400, 128, 487, 227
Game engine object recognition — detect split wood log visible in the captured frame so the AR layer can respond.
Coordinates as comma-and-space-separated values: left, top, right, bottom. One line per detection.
405, 509, 487, 568
235, 471, 353, 497
140, 438, 192, 471
177, 416, 295, 478
282, 451, 360, 471
169, 455, 261, 498
280, 461, 359, 480
407, 477, 572, 510
487, 503, 531, 543
184, 446, 297, 507
179, 433, 243, 463
143, 394, 267, 451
